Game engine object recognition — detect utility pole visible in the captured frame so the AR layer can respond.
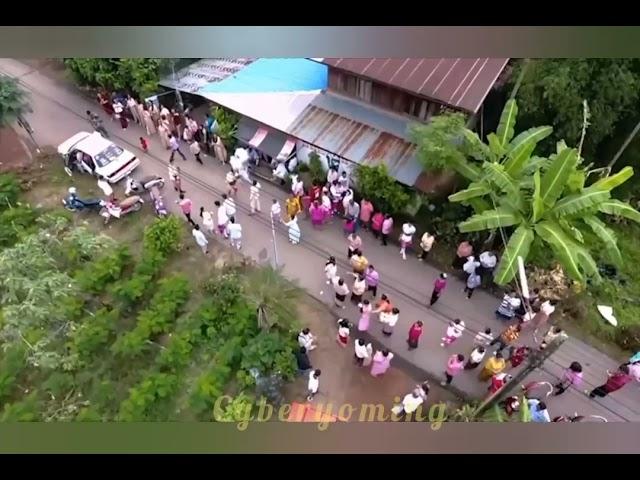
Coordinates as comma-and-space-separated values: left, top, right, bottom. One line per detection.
473, 338, 566, 419
171, 60, 184, 114
608, 118, 640, 169
270, 212, 280, 269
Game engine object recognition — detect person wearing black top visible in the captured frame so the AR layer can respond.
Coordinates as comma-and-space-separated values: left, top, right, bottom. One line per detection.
295, 346, 312, 374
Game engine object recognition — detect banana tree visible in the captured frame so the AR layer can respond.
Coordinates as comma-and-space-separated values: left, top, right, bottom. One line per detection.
448, 100, 640, 285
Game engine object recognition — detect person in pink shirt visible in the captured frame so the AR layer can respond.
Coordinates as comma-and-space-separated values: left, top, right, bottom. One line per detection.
176, 193, 196, 226
429, 273, 447, 306
381, 214, 394, 246
442, 354, 465, 386
359, 198, 374, 230
370, 349, 394, 377
553, 361, 583, 396
370, 211, 384, 239
309, 200, 327, 228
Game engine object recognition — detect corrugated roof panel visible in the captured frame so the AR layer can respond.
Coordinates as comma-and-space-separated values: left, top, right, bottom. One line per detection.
321, 57, 508, 113
288, 92, 424, 186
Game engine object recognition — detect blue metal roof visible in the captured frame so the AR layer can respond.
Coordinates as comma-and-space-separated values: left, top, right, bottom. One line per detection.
199, 58, 328, 94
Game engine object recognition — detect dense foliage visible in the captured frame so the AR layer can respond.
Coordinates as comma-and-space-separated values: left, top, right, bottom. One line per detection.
354, 164, 411, 215
0, 177, 298, 422
64, 58, 164, 99
512, 59, 640, 159
0, 76, 31, 128
445, 99, 640, 285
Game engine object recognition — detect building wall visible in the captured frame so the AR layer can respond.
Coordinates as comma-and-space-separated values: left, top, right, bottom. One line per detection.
328, 68, 445, 122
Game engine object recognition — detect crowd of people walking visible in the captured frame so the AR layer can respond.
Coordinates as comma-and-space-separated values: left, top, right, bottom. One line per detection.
87, 90, 639, 422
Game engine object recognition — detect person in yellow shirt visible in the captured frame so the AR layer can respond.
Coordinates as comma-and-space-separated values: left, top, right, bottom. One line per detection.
350, 250, 369, 274
286, 195, 301, 221
479, 351, 506, 382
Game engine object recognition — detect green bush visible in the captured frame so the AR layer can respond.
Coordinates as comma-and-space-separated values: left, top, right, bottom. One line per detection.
118, 372, 179, 421
354, 164, 410, 215
75, 246, 131, 294
210, 106, 239, 151
0, 173, 21, 209
0, 345, 26, 402
112, 275, 190, 358
239, 331, 297, 383
1, 392, 40, 421
308, 152, 326, 185
143, 216, 182, 257
69, 308, 119, 363
0, 205, 39, 248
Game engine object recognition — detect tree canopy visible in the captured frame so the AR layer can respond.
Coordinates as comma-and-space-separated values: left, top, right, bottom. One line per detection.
64, 58, 165, 99
512, 59, 640, 159
0, 76, 30, 128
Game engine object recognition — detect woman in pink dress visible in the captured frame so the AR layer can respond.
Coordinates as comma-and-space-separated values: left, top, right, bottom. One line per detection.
357, 299, 372, 332
310, 200, 327, 228
370, 349, 394, 377
442, 354, 465, 386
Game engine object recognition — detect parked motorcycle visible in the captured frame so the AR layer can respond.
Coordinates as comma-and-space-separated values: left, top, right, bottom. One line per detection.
125, 174, 165, 196
100, 195, 144, 224
62, 187, 105, 212
149, 185, 168, 218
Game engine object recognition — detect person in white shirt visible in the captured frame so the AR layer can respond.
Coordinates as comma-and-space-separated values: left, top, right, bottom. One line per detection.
381, 307, 400, 336
464, 346, 486, 370
479, 250, 498, 279
463, 255, 481, 276
96, 175, 114, 200
249, 180, 262, 215
338, 171, 350, 193
307, 369, 321, 401
474, 327, 494, 347
350, 273, 366, 304
399, 223, 417, 260
418, 232, 435, 261
191, 224, 209, 255
531, 299, 557, 335
222, 194, 236, 218
272, 161, 288, 183
190, 139, 203, 164
199, 207, 215, 236
441, 318, 465, 347
227, 216, 242, 250
127, 96, 140, 124
298, 328, 316, 351
290, 174, 304, 198
354, 339, 372, 367
270, 198, 282, 223
324, 256, 337, 285
214, 200, 229, 238
397, 390, 424, 419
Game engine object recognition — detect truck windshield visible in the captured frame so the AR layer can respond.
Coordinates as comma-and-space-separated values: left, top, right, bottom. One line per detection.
93, 144, 124, 168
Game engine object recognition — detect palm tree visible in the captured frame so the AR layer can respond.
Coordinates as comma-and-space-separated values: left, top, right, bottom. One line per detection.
242, 265, 302, 331
446, 99, 640, 285
0, 76, 30, 128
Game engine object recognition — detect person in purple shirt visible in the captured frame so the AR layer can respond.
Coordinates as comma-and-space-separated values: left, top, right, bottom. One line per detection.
169, 134, 187, 161
365, 265, 380, 298
429, 273, 447, 307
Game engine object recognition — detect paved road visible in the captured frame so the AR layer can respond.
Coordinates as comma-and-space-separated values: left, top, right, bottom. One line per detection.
3, 57, 638, 422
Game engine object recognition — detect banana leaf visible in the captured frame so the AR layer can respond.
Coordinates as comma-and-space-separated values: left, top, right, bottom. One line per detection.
496, 99, 518, 148
583, 216, 622, 265
598, 199, 640, 224
448, 182, 491, 202
535, 220, 583, 281
493, 225, 534, 285
449, 156, 481, 182
504, 126, 553, 176
549, 187, 610, 218
482, 162, 519, 199
539, 148, 579, 209
487, 133, 506, 158
463, 129, 493, 162
591, 166, 634, 192
458, 207, 522, 233
532, 169, 544, 223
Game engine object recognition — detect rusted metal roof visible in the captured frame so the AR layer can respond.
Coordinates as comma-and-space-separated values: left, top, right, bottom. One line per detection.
289, 92, 422, 186
319, 58, 508, 114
